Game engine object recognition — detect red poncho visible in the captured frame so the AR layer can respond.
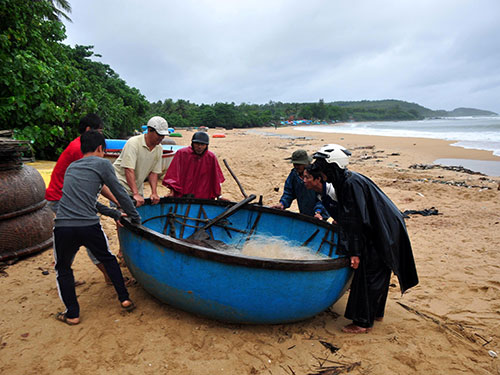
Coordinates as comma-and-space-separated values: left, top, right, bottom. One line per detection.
162, 146, 225, 199
45, 137, 83, 201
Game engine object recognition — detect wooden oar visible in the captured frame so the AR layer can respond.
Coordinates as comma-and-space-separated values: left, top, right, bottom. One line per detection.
223, 159, 248, 198
188, 194, 256, 240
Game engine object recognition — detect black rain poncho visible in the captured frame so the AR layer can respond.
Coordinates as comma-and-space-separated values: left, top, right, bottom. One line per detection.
328, 167, 418, 328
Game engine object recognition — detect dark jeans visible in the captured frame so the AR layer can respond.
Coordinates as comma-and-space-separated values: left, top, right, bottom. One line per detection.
53, 224, 130, 318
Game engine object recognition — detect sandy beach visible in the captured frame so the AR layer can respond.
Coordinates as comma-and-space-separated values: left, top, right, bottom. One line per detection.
1, 126, 500, 374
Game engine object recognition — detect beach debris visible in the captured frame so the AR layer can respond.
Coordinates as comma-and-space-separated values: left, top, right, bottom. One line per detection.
409, 163, 486, 175
308, 361, 361, 375
402, 207, 440, 218
397, 302, 478, 343
352, 145, 375, 150
414, 178, 492, 190
319, 340, 340, 353
488, 350, 497, 358
416, 192, 425, 197
0, 263, 9, 277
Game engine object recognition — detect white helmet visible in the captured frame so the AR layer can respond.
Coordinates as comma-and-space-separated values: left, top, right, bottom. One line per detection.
313, 144, 351, 169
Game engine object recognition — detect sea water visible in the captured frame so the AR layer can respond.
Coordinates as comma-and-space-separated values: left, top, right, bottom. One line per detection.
295, 116, 500, 176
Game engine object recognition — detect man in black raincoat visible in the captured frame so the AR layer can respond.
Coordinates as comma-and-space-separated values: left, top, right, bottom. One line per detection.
312, 144, 418, 333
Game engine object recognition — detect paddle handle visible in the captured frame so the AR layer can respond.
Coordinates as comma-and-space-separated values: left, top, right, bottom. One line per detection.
223, 159, 248, 198
200, 194, 256, 232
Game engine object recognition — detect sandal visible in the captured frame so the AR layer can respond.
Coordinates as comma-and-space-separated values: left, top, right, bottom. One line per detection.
124, 277, 137, 287
121, 300, 136, 312
117, 255, 127, 268
74, 280, 86, 287
55, 312, 80, 326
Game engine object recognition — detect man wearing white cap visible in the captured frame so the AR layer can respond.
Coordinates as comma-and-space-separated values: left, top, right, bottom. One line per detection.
113, 116, 169, 207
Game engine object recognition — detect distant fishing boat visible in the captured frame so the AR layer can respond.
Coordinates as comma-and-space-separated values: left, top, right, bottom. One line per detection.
119, 197, 352, 324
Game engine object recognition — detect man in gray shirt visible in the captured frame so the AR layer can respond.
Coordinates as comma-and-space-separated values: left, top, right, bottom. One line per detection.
54, 130, 141, 325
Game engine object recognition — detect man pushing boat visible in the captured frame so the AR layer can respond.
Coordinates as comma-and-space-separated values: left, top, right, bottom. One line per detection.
53, 130, 141, 325
311, 144, 419, 333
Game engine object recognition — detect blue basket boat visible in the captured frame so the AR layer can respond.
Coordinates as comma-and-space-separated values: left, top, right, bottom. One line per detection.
104, 139, 184, 176
119, 197, 352, 324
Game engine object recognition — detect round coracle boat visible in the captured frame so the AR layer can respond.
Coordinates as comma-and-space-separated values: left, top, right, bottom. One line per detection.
119, 196, 352, 324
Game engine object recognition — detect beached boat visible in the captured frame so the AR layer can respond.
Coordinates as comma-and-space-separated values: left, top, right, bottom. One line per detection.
118, 197, 352, 324
104, 139, 184, 176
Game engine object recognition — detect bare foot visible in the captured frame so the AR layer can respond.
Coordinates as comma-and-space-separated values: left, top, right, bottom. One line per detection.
342, 324, 371, 334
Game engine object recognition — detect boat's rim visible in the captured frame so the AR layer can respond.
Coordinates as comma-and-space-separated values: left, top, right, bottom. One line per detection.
121, 197, 350, 271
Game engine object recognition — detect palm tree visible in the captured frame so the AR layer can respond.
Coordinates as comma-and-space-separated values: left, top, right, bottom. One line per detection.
47, 0, 72, 22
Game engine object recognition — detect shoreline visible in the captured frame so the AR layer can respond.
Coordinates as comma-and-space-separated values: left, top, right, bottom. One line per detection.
273, 126, 500, 162
264, 126, 500, 176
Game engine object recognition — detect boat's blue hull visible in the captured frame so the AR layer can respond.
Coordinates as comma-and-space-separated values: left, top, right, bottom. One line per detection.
119, 197, 352, 324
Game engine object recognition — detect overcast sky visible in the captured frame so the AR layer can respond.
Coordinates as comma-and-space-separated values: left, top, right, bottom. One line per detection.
63, 0, 500, 113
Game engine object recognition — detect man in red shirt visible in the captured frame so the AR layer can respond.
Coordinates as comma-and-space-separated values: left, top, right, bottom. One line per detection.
46, 114, 118, 284
162, 131, 225, 199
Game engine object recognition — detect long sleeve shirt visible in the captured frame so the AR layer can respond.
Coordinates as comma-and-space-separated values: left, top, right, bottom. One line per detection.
279, 169, 329, 219
55, 156, 140, 227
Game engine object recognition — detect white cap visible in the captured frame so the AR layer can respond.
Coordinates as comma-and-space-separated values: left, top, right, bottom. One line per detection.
313, 144, 351, 169
147, 116, 169, 136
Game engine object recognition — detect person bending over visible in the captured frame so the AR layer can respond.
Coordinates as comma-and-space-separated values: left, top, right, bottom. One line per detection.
53, 130, 141, 325
113, 116, 169, 207
312, 144, 418, 334
45, 113, 118, 284
272, 149, 329, 220
302, 164, 338, 223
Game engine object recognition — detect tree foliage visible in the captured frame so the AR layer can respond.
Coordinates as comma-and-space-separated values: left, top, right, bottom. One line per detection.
0, 0, 148, 159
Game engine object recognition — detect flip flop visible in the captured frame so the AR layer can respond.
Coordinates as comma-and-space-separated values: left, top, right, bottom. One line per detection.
74, 280, 86, 287
124, 277, 137, 287
55, 312, 80, 326
117, 256, 127, 268
121, 300, 136, 312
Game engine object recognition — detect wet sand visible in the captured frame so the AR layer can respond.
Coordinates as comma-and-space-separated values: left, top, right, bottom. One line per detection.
1, 127, 500, 374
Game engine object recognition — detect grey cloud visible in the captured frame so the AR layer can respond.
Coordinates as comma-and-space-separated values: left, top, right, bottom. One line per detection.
63, 0, 500, 113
